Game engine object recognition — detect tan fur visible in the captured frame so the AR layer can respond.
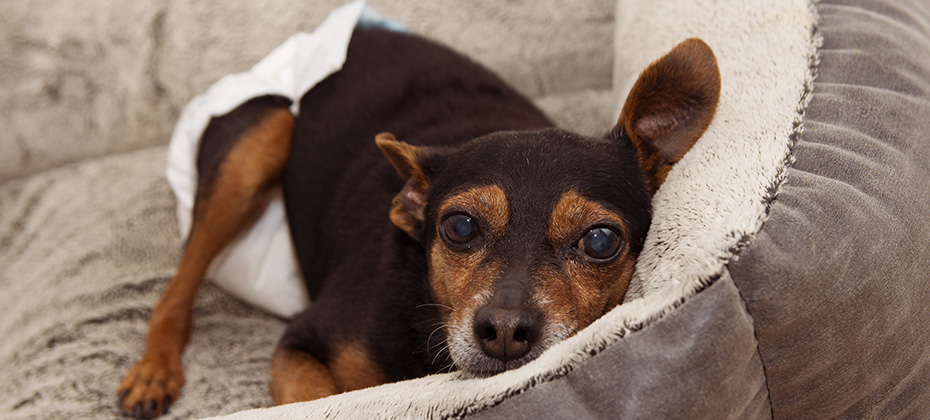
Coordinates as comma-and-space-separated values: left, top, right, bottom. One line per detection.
118, 108, 294, 416
540, 190, 635, 329
270, 341, 385, 405
547, 190, 629, 245
376, 133, 432, 236
439, 185, 510, 237
540, 256, 635, 330
429, 185, 510, 324
375, 132, 429, 183
270, 347, 339, 404
329, 342, 388, 392
431, 244, 500, 326
430, 187, 635, 338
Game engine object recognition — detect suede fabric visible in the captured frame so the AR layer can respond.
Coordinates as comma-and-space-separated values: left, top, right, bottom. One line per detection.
729, 0, 930, 418
467, 275, 770, 420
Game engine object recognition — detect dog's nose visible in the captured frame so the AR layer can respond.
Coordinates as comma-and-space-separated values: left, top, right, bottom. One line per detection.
472, 305, 542, 362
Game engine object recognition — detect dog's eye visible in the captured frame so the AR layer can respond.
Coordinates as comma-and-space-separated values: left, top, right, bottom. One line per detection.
442, 213, 479, 244
578, 227, 622, 260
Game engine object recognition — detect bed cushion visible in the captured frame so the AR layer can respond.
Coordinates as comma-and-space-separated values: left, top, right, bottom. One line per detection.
0, 0, 615, 184
728, 0, 930, 417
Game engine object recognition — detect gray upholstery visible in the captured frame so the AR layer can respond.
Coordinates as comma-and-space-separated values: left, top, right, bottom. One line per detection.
729, 0, 930, 417
468, 274, 770, 420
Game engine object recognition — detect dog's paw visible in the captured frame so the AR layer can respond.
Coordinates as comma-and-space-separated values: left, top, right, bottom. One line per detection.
117, 356, 184, 419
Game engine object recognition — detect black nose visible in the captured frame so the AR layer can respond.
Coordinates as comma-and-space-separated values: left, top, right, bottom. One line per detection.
473, 305, 543, 362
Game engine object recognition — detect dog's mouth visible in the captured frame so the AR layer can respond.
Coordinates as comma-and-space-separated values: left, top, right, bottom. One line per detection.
447, 322, 573, 377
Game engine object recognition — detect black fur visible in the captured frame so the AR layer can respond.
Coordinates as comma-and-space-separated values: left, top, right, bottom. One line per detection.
195, 95, 292, 219
198, 28, 653, 381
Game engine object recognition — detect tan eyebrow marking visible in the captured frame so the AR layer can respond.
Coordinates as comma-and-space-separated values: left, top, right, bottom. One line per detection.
438, 185, 510, 237
430, 185, 508, 335
538, 190, 635, 331
547, 190, 629, 245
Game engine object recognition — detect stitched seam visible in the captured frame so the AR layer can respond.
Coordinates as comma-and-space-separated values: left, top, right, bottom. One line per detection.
726, 3, 823, 418
730, 277, 775, 419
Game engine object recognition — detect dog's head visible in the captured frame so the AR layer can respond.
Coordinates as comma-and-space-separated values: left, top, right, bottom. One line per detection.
377, 39, 720, 376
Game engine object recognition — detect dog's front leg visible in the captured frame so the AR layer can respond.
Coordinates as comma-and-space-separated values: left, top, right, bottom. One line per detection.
270, 347, 340, 404
270, 341, 387, 404
117, 241, 208, 418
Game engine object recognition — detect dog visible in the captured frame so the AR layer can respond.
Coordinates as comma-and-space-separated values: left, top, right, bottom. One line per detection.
117, 27, 720, 418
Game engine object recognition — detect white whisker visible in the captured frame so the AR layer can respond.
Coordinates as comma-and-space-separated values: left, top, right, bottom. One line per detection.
415, 303, 454, 311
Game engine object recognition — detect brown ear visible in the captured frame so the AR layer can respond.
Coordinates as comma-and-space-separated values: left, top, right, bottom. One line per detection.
375, 132, 431, 237
618, 38, 721, 192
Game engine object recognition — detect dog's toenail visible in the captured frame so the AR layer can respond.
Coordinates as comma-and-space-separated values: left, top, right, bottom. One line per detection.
146, 399, 158, 414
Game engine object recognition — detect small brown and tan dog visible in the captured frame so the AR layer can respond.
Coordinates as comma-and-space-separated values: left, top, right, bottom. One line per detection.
117, 28, 720, 418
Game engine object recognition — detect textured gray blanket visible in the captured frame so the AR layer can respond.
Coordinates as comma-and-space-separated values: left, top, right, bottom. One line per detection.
0, 1, 615, 418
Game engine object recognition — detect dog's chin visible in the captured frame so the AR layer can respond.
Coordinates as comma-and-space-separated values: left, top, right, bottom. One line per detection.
455, 350, 541, 378
448, 327, 571, 378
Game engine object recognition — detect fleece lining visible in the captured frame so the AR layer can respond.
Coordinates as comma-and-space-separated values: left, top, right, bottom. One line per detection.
205, 0, 820, 418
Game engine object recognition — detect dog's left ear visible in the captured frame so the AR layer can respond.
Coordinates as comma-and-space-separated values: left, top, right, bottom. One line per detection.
376, 132, 440, 238
617, 38, 721, 193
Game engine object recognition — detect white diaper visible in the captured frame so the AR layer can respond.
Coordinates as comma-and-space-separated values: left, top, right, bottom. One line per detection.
164, 1, 404, 318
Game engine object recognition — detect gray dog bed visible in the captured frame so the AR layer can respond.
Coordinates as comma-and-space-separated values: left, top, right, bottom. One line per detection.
1, 0, 929, 419
209, 0, 930, 418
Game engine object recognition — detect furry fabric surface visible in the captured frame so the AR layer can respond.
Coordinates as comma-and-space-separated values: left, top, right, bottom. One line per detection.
0, 0, 615, 184
617, 0, 821, 300
0, 147, 288, 419
0, 2, 616, 419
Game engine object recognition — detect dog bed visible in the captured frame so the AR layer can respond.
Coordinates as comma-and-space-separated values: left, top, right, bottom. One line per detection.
0, 1, 619, 418
1, 0, 928, 419
205, 0, 930, 418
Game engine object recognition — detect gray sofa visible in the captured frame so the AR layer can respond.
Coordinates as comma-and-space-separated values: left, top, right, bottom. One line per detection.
2, 0, 929, 419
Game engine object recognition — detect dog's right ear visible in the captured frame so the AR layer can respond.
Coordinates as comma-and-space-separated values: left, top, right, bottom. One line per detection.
616, 38, 721, 193
376, 132, 438, 238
